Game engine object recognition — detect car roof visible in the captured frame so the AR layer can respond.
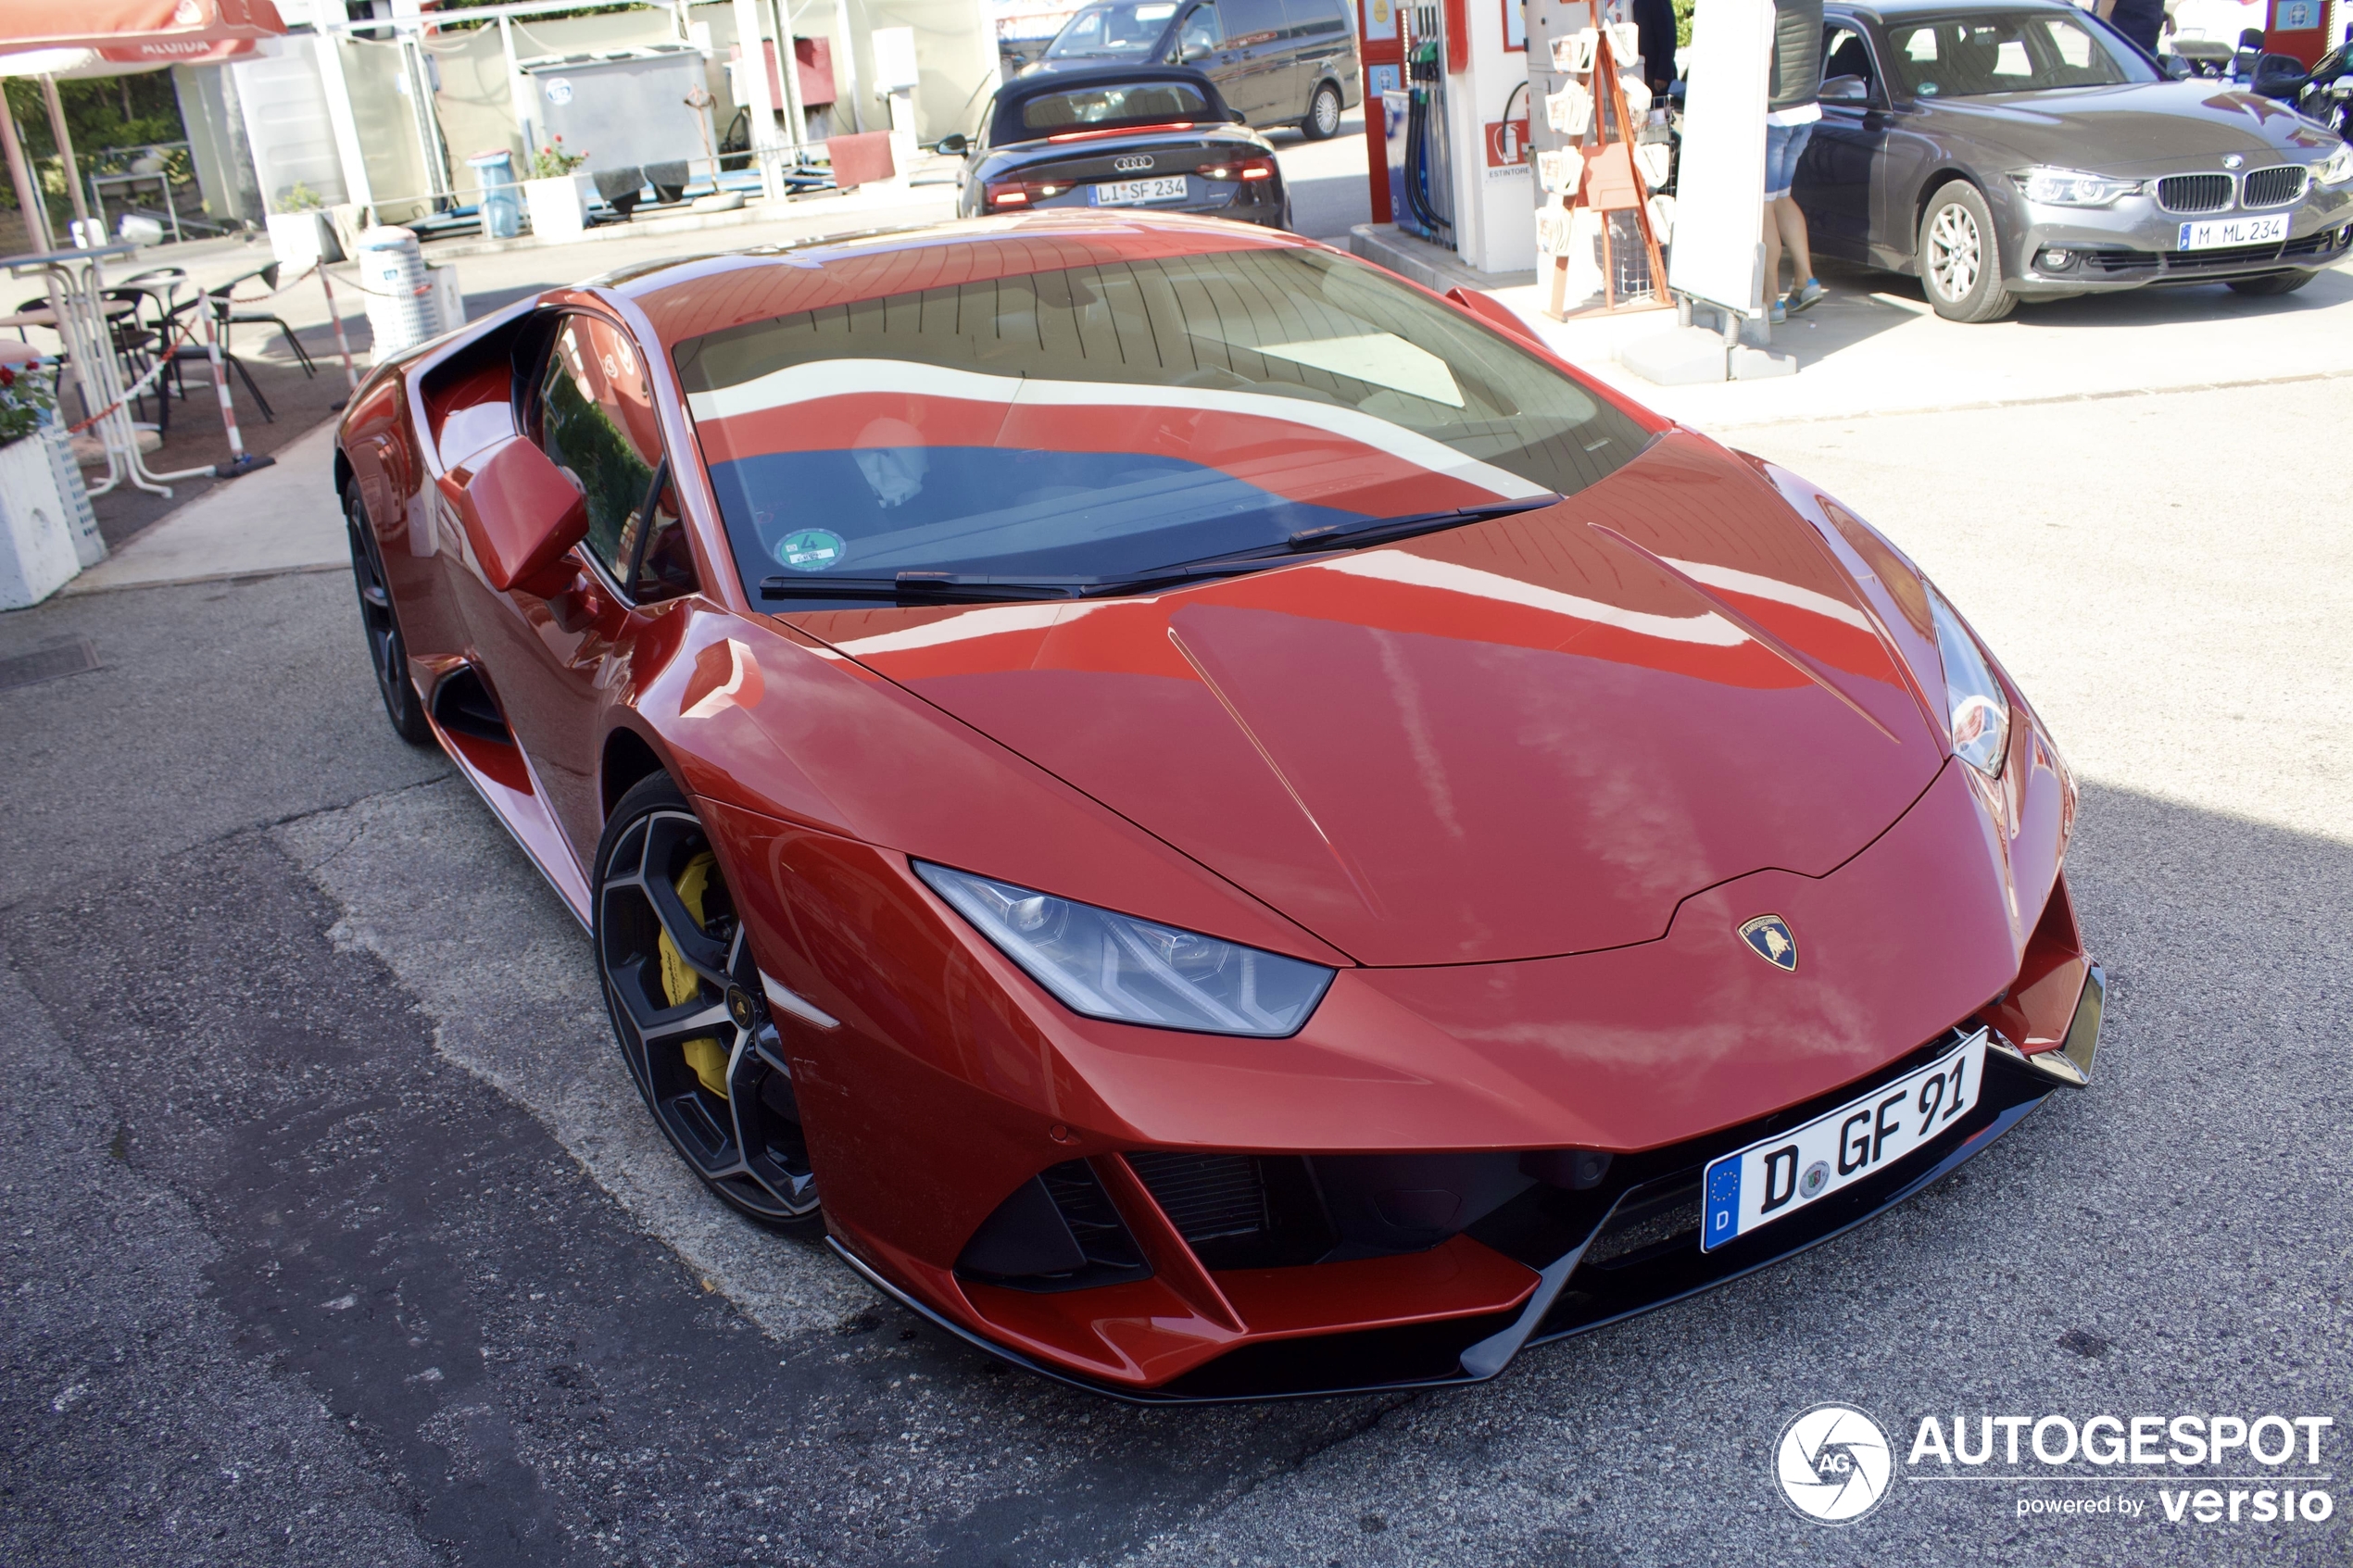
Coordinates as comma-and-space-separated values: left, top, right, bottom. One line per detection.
996, 62, 1223, 100
987, 63, 1233, 144
1829, 0, 2083, 19
612, 211, 1311, 348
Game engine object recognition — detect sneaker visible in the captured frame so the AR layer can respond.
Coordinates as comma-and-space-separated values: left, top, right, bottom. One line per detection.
1789, 278, 1825, 313
1768, 299, 1787, 324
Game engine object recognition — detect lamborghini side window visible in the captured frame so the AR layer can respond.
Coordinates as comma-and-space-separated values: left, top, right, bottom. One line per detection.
628, 468, 699, 601
535, 314, 665, 585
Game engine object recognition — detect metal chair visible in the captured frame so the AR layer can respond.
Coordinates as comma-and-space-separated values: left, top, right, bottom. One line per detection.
142, 283, 279, 428
161, 263, 314, 381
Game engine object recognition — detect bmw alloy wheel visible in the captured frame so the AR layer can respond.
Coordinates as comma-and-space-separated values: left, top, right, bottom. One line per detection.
595, 778, 820, 1224
1916, 180, 2014, 323
1927, 201, 1981, 301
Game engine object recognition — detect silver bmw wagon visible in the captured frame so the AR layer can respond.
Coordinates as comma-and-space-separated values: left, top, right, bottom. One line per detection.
1796, 0, 2353, 320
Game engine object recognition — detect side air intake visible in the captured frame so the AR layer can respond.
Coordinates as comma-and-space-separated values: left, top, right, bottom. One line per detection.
956, 1160, 1151, 1293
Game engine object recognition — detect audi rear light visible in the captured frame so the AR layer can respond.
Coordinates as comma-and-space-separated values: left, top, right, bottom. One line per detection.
1199, 155, 1277, 182
985, 180, 1070, 209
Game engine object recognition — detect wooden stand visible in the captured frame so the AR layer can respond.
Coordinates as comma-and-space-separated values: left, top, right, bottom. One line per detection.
1539, 2, 1671, 321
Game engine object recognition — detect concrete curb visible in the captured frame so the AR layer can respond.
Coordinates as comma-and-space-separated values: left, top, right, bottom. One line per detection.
1349, 222, 1536, 293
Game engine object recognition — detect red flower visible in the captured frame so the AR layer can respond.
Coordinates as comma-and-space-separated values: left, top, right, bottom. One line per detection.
0, 367, 16, 388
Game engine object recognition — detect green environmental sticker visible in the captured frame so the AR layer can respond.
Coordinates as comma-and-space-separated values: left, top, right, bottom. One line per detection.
774, 529, 847, 572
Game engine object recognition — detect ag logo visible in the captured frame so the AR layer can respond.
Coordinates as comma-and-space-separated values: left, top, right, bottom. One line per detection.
1775, 1404, 1892, 1524
1738, 914, 1798, 972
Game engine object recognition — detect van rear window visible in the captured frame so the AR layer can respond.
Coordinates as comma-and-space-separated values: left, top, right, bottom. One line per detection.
1018, 80, 1215, 132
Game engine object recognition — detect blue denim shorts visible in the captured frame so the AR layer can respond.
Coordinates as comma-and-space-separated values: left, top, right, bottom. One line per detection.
1764, 121, 1815, 199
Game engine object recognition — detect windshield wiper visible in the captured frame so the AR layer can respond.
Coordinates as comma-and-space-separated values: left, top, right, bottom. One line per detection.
758, 495, 1566, 606
1121, 494, 1567, 583
759, 572, 1094, 603
1283, 493, 1562, 551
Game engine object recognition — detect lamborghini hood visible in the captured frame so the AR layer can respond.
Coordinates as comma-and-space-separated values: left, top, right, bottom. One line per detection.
784, 433, 1949, 967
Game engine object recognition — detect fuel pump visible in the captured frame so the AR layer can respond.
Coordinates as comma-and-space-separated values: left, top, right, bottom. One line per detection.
1390, 5, 1457, 244
1355, 0, 1544, 271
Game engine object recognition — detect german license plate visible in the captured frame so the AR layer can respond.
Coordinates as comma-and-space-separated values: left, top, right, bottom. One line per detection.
1091, 175, 1189, 206
1699, 1028, 1985, 1251
2177, 213, 2290, 250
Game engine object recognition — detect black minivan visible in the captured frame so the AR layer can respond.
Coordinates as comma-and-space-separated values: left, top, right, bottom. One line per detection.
1023, 0, 1363, 138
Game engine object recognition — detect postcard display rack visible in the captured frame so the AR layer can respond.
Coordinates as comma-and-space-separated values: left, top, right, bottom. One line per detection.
1527, 0, 1675, 318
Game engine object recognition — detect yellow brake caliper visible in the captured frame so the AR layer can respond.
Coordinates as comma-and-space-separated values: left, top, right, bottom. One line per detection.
659, 850, 732, 1099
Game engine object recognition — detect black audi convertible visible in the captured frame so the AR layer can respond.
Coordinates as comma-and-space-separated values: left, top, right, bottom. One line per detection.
941, 65, 1291, 231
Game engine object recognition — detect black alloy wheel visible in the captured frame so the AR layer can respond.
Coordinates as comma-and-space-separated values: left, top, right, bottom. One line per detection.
594, 772, 822, 1226
1302, 81, 1343, 141
346, 486, 431, 745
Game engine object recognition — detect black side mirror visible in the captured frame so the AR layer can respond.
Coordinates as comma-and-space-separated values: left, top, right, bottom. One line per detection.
1229, 107, 1249, 123
1818, 73, 1869, 104
935, 132, 971, 156
2158, 55, 2194, 80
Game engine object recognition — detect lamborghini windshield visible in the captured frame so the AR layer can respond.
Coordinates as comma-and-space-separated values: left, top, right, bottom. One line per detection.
671, 243, 1653, 607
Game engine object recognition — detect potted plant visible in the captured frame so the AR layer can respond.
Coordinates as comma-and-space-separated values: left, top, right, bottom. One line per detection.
0, 363, 82, 609
522, 137, 592, 243
266, 182, 342, 270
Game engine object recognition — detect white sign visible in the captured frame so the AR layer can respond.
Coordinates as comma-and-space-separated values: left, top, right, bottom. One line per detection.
1665, 0, 1772, 317
543, 77, 574, 106
871, 26, 921, 92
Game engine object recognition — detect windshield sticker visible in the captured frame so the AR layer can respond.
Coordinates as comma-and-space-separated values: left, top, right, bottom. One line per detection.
774, 528, 848, 571
1919, 81, 1940, 94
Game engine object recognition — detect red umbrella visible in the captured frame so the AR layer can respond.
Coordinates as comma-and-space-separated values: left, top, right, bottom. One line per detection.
0, 0, 285, 53
0, 0, 285, 251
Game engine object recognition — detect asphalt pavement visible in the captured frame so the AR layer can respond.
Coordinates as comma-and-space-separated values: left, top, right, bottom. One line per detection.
1, 313, 2347, 1562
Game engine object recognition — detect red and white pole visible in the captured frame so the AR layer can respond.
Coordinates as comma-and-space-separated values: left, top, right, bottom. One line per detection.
319, 264, 359, 403
206, 307, 272, 478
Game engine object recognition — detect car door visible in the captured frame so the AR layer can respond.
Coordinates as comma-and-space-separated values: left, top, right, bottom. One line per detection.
469, 311, 701, 868
1797, 20, 1887, 259
1170, 0, 1226, 72
1284, 0, 1354, 116
1863, 16, 1966, 270
1214, 0, 1290, 122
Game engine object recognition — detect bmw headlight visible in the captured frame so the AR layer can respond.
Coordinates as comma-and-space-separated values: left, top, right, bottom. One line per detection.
2320, 144, 2353, 186
914, 862, 1336, 1036
2013, 167, 2141, 207
1927, 586, 2010, 779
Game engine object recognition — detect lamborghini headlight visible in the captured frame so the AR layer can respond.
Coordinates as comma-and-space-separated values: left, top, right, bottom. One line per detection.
2013, 167, 2141, 207
914, 862, 1335, 1036
1927, 586, 2010, 779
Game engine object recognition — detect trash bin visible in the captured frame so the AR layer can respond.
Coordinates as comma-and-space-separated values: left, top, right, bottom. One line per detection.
357, 226, 438, 359
469, 150, 522, 240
